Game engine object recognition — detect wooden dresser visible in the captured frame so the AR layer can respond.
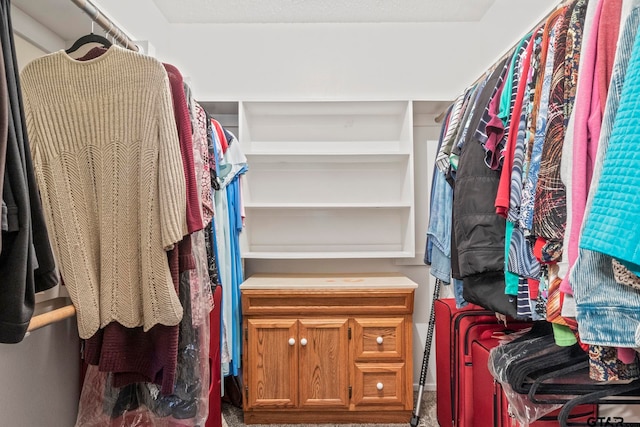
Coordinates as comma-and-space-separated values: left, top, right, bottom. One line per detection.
240, 273, 417, 424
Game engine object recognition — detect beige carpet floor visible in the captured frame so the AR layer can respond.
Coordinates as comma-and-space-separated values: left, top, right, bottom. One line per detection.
221, 391, 438, 427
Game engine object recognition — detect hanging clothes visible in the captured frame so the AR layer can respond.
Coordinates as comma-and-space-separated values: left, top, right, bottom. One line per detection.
452, 57, 519, 318
210, 117, 247, 378
562, 0, 606, 294
63, 48, 220, 426
0, 0, 58, 344
576, 2, 640, 342
73, 46, 201, 396
20, 46, 187, 339
430, 0, 640, 382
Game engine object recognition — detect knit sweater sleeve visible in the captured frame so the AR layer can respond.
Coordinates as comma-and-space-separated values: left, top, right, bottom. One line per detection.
21, 86, 36, 167
22, 86, 57, 252
156, 71, 188, 249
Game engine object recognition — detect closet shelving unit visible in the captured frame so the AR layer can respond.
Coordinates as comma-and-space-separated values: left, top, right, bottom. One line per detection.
238, 100, 415, 259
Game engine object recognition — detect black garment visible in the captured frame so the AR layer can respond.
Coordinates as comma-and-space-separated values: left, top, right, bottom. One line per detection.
203, 110, 221, 291
452, 57, 517, 318
141, 271, 201, 420
204, 110, 220, 191
450, 196, 461, 280
0, 24, 7, 248
204, 222, 220, 288
453, 58, 508, 277
0, 0, 57, 343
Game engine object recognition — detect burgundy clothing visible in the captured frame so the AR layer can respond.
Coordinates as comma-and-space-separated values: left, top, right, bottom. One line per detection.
597, 0, 623, 115
83, 236, 194, 395
163, 63, 203, 234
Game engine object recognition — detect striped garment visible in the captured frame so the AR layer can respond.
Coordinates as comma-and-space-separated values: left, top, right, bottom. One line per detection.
501, 31, 539, 299
508, 27, 544, 224
475, 60, 511, 147
435, 92, 466, 173
438, 87, 476, 174
450, 78, 488, 171
498, 35, 533, 164
508, 226, 541, 278
495, 28, 537, 218
517, 277, 534, 319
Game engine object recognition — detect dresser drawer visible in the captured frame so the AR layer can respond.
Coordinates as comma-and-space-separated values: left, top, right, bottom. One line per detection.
352, 317, 405, 361
352, 363, 406, 407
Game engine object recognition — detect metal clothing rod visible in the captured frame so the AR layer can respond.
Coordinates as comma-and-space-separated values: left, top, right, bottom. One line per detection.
70, 0, 139, 51
434, 1, 569, 122
467, 1, 571, 88
27, 304, 76, 333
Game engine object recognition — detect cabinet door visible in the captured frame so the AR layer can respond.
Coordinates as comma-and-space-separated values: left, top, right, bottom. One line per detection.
298, 318, 350, 409
245, 319, 298, 409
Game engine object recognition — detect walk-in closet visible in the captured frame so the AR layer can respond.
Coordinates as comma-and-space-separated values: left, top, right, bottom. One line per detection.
2, 1, 640, 426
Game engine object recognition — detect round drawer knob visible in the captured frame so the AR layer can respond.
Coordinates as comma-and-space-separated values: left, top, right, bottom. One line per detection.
377, 382, 384, 391
376, 336, 384, 345
300, 338, 308, 346
288, 338, 296, 346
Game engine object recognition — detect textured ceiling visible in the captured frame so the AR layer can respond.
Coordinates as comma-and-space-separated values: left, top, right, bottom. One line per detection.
152, 0, 497, 24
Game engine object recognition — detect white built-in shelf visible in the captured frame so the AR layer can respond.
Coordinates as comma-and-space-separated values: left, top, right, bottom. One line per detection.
244, 152, 411, 159
243, 202, 412, 208
239, 100, 415, 259
241, 251, 416, 259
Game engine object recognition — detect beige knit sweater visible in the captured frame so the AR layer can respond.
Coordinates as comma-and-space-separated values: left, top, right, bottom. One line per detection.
21, 46, 186, 339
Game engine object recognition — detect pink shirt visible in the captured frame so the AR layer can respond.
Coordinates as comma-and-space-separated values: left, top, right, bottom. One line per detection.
561, 0, 605, 294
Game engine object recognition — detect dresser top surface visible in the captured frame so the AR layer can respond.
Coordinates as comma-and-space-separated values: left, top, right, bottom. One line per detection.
239, 273, 419, 290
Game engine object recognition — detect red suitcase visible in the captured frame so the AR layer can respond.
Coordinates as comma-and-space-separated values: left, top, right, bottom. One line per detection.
472, 338, 597, 427
435, 298, 531, 427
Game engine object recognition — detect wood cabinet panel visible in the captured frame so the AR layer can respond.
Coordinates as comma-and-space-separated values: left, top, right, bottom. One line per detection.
352, 317, 405, 361
298, 318, 350, 408
352, 363, 406, 408
242, 288, 414, 316
245, 319, 298, 409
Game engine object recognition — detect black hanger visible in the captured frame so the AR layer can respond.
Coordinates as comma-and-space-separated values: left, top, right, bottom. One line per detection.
65, 33, 112, 55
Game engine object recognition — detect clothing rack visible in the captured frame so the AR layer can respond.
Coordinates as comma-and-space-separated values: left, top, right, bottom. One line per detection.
70, 0, 139, 51
434, 0, 569, 123
26, 304, 76, 333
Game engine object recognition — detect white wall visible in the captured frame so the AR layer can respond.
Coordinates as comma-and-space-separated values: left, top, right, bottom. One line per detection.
0, 34, 81, 427
0, 316, 80, 427
93, 0, 558, 102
